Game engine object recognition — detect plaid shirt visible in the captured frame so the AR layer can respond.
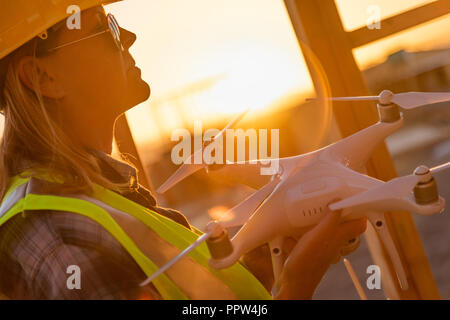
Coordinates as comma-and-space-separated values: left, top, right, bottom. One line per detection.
0, 151, 191, 300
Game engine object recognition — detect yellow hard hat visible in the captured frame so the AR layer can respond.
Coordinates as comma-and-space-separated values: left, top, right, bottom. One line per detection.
0, 0, 121, 60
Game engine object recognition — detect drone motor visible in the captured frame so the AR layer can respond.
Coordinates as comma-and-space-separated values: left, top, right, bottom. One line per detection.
205, 221, 234, 260
377, 103, 401, 123
413, 166, 439, 205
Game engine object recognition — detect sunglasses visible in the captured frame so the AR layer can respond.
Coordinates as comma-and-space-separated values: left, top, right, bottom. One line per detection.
46, 13, 124, 53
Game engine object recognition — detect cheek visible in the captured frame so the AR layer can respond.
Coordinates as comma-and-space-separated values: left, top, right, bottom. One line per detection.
62, 53, 126, 101
98, 58, 127, 93
55, 46, 147, 112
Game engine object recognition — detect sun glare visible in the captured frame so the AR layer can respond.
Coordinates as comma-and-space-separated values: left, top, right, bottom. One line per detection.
108, 0, 450, 147
107, 0, 312, 145
196, 42, 309, 115
125, 38, 312, 145
208, 206, 234, 222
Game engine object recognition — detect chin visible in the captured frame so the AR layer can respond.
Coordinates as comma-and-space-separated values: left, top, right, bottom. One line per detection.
140, 79, 151, 101
123, 79, 151, 110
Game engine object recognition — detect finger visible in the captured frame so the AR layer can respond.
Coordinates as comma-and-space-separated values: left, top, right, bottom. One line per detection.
280, 204, 345, 277
301, 207, 342, 245
322, 200, 343, 227
331, 252, 341, 264
325, 219, 366, 263
308, 198, 349, 238
284, 206, 343, 262
311, 198, 343, 232
335, 218, 367, 247
340, 236, 361, 257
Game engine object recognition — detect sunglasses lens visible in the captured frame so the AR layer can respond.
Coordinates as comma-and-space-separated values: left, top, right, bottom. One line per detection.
108, 14, 123, 50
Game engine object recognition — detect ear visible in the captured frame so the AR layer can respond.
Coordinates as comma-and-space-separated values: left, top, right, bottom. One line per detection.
17, 56, 66, 99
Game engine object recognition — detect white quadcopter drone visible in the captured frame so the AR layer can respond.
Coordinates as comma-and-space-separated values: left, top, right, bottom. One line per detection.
141, 90, 450, 294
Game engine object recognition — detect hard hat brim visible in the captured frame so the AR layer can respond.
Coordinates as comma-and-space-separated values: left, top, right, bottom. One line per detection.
0, 0, 122, 60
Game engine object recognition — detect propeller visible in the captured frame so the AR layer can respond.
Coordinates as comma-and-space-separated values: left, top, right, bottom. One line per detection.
330, 162, 450, 212
140, 230, 213, 286
141, 176, 281, 286
430, 161, 450, 174
307, 90, 450, 110
157, 108, 250, 194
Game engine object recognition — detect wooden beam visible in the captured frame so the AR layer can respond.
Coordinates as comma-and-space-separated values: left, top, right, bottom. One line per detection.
114, 114, 154, 192
283, 0, 440, 299
349, 0, 450, 48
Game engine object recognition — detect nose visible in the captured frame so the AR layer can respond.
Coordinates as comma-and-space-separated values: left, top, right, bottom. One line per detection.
120, 27, 136, 50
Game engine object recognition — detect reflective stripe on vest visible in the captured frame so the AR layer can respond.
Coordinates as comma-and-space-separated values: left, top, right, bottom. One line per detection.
0, 175, 272, 300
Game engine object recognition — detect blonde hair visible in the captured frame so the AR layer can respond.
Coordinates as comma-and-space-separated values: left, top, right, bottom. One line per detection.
0, 34, 130, 199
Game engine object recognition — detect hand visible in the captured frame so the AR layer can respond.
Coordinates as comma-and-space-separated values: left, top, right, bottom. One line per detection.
275, 207, 367, 300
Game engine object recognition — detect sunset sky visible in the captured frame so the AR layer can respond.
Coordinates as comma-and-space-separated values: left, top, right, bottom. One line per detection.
104, 0, 450, 146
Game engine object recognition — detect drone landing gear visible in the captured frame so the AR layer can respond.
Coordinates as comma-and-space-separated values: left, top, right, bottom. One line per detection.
269, 236, 287, 296
367, 212, 409, 290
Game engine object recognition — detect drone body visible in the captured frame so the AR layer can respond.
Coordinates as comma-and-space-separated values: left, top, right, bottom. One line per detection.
207, 113, 444, 290
144, 90, 449, 293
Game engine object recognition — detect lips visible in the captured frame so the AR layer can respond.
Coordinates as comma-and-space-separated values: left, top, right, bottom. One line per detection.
126, 55, 136, 71
125, 54, 141, 75
128, 62, 136, 71
129, 66, 141, 76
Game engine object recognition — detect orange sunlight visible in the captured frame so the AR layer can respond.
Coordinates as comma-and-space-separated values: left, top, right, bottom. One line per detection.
208, 206, 234, 222
106, 0, 312, 145
105, 0, 450, 145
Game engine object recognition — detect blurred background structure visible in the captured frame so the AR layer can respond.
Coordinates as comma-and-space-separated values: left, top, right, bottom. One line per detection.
1, 0, 447, 299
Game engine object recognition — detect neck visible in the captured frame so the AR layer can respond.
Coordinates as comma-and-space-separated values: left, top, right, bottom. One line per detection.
62, 113, 116, 155
87, 119, 115, 154
88, 122, 114, 154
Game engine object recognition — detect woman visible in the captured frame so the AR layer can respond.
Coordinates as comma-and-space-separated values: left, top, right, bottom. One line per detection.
0, 2, 366, 299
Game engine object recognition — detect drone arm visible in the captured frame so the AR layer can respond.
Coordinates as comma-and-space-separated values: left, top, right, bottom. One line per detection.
328, 118, 403, 171
221, 176, 281, 229
367, 212, 408, 290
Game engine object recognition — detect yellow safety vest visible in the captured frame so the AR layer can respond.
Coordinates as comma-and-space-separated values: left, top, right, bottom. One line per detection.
0, 174, 271, 300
